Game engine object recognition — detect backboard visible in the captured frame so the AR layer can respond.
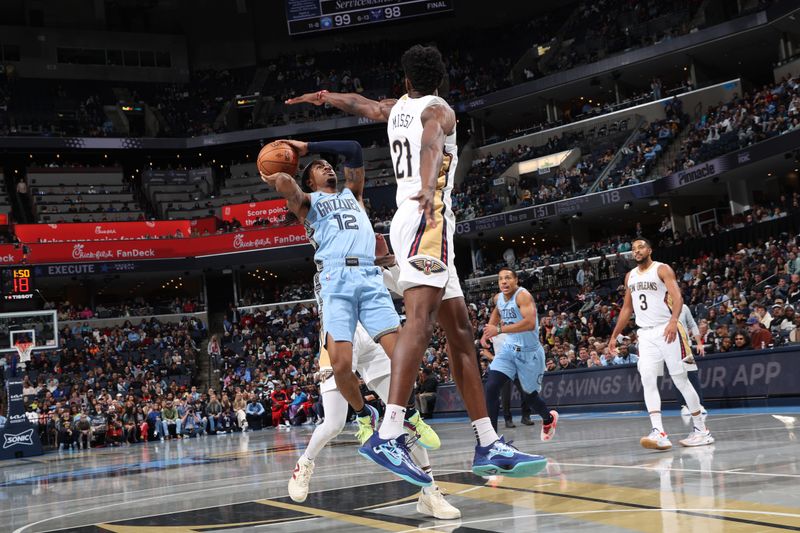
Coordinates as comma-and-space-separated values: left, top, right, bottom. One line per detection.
0, 310, 58, 353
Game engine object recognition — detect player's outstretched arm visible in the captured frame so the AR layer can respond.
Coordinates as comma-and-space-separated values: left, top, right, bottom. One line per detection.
299, 139, 366, 201
609, 273, 633, 355
260, 171, 311, 223
286, 90, 396, 122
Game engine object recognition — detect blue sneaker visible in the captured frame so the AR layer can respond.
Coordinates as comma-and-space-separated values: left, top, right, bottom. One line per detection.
472, 436, 547, 478
358, 433, 432, 487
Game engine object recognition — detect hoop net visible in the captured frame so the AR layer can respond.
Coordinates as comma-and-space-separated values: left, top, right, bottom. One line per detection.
15, 341, 34, 364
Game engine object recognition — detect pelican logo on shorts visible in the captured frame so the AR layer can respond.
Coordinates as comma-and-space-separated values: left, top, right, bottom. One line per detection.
3, 429, 34, 449
409, 257, 446, 276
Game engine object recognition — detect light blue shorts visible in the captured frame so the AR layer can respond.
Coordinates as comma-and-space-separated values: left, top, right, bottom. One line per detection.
316, 266, 400, 343
489, 343, 546, 394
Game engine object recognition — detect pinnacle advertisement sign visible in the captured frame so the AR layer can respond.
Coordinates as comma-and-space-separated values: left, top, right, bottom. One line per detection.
0, 379, 43, 460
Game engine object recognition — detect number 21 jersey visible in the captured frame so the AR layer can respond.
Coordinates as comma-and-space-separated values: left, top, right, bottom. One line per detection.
387, 94, 458, 211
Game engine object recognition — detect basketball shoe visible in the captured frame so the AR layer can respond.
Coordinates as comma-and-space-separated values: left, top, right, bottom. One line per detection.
288, 456, 314, 503
541, 410, 559, 441
679, 428, 714, 447
359, 433, 432, 487
354, 404, 379, 444
417, 484, 461, 519
640, 428, 673, 450
472, 436, 547, 477
404, 411, 441, 450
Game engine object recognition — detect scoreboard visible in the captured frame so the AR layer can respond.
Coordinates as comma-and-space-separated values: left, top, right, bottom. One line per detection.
285, 0, 454, 35
1, 268, 35, 302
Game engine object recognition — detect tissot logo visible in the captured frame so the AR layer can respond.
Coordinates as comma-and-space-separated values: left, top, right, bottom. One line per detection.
3, 429, 34, 448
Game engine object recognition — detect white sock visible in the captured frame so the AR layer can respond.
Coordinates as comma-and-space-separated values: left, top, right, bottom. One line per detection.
692, 414, 707, 432
472, 417, 499, 447
378, 404, 405, 440
421, 467, 435, 495
649, 412, 664, 433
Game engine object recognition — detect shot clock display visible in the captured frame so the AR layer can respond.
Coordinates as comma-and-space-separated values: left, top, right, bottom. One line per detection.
2, 268, 35, 302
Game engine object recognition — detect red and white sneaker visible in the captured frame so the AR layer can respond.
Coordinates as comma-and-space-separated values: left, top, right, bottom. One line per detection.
679, 428, 714, 447
640, 428, 672, 451
288, 456, 314, 502
541, 410, 559, 441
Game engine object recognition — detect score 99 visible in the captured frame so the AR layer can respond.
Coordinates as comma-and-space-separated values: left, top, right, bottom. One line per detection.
334, 14, 351, 26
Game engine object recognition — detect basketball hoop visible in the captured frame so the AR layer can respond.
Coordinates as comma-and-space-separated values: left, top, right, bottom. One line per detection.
15, 341, 33, 364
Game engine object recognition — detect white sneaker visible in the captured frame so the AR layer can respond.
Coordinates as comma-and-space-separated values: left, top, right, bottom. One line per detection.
640, 428, 672, 451
541, 410, 559, 442
288, 457, 314, 503
679, 428, 714, 447
680, 405, 690, 416
417, 485, 461, 519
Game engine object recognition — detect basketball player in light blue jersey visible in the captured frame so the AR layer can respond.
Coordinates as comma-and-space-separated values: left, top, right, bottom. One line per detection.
261, 140, 401, 445
481, 267, 559, 441
262, 139, 433, 487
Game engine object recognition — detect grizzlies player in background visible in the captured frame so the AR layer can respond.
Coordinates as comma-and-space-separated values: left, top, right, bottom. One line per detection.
609, 238, 714, 450
287, 45, 546, 483
480, 267, 559, 440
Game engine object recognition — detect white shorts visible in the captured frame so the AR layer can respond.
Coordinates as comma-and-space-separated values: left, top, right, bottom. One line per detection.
319, 323, 391, 394
637, 322, 692, 377
389, 199, 463, 301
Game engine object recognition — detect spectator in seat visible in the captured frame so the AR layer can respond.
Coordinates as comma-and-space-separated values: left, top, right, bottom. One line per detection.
746, 316, 773, 349
181, 407, 204, 437
122, 403, 139, 443
145, 402, 161, 441
245, 393, 265, 430
789, 314, 800, 343
614, 343, 639, 365
75, 413, 93, 449
205, 392, 223, 434
558, 353, 577, 370
233, 392, 248, 431
161, 400, 182, 440
57, 412, 75, 450
270, 385, 289, 427
106, 414, 123, 446
732, 332, 750, 352
218, 407, 237, 433
288, 385, 310, 426
416, 367, 438, 419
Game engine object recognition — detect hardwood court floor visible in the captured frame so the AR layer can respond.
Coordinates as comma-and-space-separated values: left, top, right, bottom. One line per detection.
3, 407, 800, 532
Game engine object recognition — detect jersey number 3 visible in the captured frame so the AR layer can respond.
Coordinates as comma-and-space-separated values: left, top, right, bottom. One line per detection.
639, 294, 648, 311
392, 138, 412, 178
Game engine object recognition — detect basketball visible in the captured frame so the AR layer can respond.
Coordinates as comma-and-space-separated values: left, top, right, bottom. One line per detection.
257, 141, 299, 178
